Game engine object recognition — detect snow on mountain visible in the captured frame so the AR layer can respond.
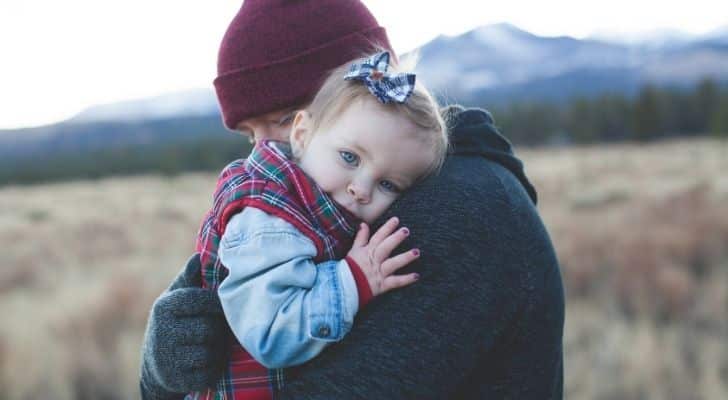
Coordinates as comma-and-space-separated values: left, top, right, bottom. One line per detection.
590, 28, 694, 49
472, 23, 547, 61
414, 23, 636, 100
414, 23, 728, 105
70, 88, 219, 124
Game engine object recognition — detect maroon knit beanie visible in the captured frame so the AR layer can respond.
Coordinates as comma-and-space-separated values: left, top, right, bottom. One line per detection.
214, 0, 393, 130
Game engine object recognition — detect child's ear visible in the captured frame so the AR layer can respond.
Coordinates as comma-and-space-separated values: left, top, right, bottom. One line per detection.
290, 111, 312, 157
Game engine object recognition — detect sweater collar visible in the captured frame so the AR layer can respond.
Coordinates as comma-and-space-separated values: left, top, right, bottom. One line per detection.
444, 106, 538, 205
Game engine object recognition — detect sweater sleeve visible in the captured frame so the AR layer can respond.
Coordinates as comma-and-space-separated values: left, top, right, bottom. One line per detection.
275, 158, 564, 399
217, 207, 361, 368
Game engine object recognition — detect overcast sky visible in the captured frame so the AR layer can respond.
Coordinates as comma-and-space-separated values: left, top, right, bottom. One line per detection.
1, 0, 726, 129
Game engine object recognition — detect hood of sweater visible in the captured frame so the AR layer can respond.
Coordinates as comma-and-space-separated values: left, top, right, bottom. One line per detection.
443, 105, 538, 205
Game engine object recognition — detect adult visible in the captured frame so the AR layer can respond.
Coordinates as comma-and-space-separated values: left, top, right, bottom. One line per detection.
140, 1, 564, 399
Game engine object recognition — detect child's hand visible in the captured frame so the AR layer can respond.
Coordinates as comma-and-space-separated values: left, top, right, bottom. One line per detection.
346, 217, 421, 297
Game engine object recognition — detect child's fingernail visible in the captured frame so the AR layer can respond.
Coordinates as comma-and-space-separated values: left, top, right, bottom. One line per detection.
402, 227, 410, 236
412, 248, 420, 256
414, 273, 421, 280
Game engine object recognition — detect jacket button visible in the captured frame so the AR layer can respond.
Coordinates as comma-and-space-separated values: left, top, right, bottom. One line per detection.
318, 325, 331, 337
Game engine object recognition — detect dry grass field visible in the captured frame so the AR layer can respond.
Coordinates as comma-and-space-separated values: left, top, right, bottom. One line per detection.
1, 138, 727, 399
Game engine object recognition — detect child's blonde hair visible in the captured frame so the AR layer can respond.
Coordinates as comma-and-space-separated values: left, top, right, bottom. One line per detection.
305, 52, 448, 177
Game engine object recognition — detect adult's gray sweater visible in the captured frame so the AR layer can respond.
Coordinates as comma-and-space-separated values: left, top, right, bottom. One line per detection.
274, 106, 564, 399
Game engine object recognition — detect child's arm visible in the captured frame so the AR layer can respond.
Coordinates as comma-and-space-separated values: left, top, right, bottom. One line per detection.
218, 207, 417, 369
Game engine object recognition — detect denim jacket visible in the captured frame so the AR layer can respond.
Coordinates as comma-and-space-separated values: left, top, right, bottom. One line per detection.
218, 207, 360, 369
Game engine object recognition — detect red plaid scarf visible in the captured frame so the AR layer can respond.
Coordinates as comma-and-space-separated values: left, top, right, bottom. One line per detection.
189, 140, 358, 400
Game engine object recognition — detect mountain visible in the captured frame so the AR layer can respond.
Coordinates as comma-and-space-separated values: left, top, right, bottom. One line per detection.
589, 28, 694, 49
1, 23, 727, 174
29, 23, 728, 126
69, 89, 220, 123
0, 91, 225, 166
412, 23, 728, 106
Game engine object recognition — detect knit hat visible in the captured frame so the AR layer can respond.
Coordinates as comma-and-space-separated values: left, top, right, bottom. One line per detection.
214, 0, 393, 130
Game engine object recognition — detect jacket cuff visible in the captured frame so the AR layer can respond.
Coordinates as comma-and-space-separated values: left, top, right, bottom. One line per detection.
345, 256, 374, 308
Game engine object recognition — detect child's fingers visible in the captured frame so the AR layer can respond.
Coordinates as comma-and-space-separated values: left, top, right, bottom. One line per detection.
353, 222, 370, 247
381, 248, 420, 276
374, 226, 410, 261
381, 272, 420, 293
368, 217, 400, 247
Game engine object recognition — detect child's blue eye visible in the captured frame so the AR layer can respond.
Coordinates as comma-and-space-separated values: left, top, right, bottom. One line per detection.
379, 180, 401, 193
339, 151, 359, 166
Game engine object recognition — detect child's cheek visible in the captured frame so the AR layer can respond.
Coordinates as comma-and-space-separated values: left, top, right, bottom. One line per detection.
313, 167, 342, 194
371, 197, 394, 222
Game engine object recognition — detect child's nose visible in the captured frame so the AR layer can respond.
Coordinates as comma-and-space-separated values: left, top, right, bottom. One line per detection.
347, 182, 371, 204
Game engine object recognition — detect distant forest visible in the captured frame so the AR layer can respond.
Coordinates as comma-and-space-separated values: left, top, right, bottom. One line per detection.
1, 79, 727, 187
488, 78, 728, 145
0, 133, 254, 186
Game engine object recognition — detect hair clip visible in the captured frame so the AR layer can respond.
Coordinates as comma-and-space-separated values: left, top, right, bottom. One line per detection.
344, 51, 416, 104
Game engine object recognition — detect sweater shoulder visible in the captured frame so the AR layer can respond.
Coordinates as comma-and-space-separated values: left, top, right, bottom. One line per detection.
405, 155, 529, 222
386, 154, 556, 279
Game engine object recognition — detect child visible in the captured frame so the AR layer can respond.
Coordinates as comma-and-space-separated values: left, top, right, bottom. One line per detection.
189, 51, 448, 400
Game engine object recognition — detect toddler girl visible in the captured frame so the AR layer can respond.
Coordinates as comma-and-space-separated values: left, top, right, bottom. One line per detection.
190, 51, 448, 399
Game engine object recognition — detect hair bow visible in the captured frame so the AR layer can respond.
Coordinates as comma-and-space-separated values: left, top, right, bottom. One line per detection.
344, 51, 416, 104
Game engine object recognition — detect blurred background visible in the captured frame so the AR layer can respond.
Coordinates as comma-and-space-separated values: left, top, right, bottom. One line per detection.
1, 1, 727, 399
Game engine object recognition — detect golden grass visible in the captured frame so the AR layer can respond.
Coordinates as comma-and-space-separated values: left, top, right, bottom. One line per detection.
1, 139, 727, 399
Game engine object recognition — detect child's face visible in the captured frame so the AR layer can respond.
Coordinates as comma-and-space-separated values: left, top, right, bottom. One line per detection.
291, 98, 435, 223
235, 108, 298, 143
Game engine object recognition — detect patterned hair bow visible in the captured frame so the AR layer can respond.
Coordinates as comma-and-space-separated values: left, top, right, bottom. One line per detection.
344, 51, 416, 104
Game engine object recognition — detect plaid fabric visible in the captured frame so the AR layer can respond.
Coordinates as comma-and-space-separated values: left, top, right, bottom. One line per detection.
344, 51, 416, 104
190, 140, 358, 400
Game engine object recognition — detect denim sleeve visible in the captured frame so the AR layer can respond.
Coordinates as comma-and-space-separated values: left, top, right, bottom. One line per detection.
217, 207, 359, 369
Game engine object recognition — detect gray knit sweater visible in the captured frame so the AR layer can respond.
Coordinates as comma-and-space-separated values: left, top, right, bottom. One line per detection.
273, 107, 564, 399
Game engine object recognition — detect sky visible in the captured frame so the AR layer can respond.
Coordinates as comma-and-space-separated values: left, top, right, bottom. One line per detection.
0, 0, 726, 130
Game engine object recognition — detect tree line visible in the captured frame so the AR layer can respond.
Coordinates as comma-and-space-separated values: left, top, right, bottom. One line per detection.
0, 134, 253, 186
488, 78, 728, 146
1, 79, 726, 187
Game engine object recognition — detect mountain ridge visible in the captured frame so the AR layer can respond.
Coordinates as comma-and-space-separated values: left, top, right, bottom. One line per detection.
1, 22, 726, 165
6, 22, 723, 128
